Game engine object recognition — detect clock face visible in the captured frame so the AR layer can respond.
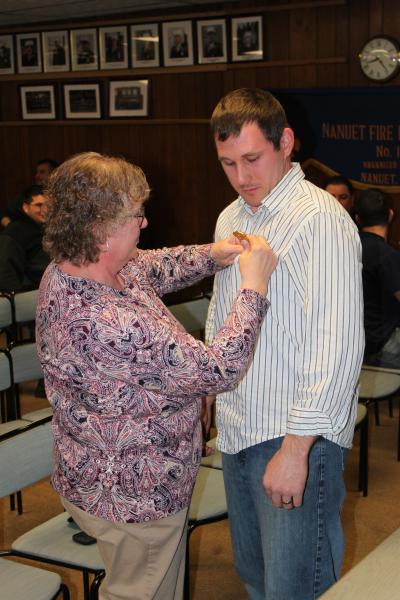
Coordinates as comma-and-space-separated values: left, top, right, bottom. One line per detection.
359, 36, 400, 82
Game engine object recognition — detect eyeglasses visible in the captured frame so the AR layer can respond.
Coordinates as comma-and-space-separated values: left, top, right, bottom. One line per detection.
125, 210, 145, 227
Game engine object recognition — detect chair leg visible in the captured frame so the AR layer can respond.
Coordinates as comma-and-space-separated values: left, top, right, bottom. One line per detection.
184, 523, 196, 600
83, 570, 91, 600
388, 397, 393, 418
374, 401, 380, 426
358, 415, 369, 497
16, 490, 23, 514
9, 494, 15, 511
90, 571, 105, 600
60, 584, 70, 600
398, 402, 400, 462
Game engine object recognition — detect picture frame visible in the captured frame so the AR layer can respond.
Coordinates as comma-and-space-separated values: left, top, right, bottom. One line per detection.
70, 28, 98, 71
109, 80, 149, 117
162, 20, 193, 67
99, 25, 128, 70
64, 83, 101, 119
42, 30, 70, 72
231, 16, 264, 62
130, 23, 159, 68
0, 34, 15, 74
197, 19, 227, 64
20, 85, 56, 120
16, 32, 42, 73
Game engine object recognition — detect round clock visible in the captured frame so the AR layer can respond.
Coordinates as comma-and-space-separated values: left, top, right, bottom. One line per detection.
358, 35, 400, 82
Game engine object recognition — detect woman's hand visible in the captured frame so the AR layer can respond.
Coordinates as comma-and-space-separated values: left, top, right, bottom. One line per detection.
239, 235, 278, 296
210, 235, 243, 267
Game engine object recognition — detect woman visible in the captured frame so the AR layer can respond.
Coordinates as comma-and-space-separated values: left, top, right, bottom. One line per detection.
36, 152, 277, 600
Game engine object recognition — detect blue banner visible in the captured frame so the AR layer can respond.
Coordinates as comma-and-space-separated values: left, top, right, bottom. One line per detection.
274, 87, 400, 190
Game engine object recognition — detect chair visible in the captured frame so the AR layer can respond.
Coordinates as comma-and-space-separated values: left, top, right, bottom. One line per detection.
0, 418, 105, 600
359, 366, 400, 427
0, 292, 13, 345
0, 420, 70, 600
9, 340, 46, 419
168, 295, 210, 340
184, 465, 228, 599
11, 289, 39, 341
354, 404, 369, 497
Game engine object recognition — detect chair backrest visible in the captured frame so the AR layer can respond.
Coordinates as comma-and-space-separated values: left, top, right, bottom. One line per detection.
168, 296, 210, 336
0, 349, 12, 392
9, 342, 44, 384
0, 420, 53, 498
12, 289, 39, 325
0, 294, 13, 331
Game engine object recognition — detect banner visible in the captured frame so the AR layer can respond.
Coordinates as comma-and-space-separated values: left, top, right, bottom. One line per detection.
274, 87, 400, 190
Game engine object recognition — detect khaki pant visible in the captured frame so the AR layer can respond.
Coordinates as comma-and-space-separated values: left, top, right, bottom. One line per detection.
61, 497, 188, 600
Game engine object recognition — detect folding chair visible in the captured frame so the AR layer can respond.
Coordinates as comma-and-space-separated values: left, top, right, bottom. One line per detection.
0, 418, 105, 600
184, 465, 228, 599
0, 420, 70, 600
11, 288, 39, 341
0, 292, 13, 346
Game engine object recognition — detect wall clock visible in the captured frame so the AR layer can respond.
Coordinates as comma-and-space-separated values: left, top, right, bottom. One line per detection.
358, 36, 400, 82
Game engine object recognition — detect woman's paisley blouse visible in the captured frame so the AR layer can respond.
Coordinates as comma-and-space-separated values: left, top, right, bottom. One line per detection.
36, 244, 269, 523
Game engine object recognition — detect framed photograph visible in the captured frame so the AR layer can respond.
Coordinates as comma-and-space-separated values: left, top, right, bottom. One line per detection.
99, 26, 128, 70
197, 19, 227, 64
0, 34, 15, 74
70, 28, 98, 71
42, 30, 70, 72
20, 85, 56, 120
162, 21, 193, 67
231, 16, 264, 62
64, 83, 101, 119
130, 23, 159, 68
16, 32, 42, 73
109, 80, 149, 117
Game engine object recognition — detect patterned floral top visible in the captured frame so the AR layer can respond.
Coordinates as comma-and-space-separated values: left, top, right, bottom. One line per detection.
36, 244, 269, 523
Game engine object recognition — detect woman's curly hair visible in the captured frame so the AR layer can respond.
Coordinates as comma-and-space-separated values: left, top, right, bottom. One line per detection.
43, 152, 150, 265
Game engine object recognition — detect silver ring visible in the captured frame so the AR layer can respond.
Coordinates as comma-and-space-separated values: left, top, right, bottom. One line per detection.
282, 499, 293, 505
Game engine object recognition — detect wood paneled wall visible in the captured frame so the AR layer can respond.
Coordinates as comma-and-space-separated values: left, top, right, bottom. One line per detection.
1, 0, 400, 257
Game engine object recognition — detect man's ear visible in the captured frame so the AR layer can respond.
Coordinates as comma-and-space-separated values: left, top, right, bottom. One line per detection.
388, 208, 394, 224
22, 202, 29, 215
280, 128, 295, 159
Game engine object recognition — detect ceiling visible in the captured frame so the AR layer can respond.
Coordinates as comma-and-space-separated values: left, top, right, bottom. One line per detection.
0, 0, 239, 28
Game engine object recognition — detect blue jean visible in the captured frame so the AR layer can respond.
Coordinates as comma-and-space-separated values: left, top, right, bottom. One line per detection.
222, 437, 347, 600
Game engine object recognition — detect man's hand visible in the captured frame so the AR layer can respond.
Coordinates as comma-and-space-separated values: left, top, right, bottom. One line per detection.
263, 434, 318, 509
201, 395, 216, 456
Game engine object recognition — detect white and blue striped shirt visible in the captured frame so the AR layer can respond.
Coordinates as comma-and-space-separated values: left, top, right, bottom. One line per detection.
206, 163, 365, 452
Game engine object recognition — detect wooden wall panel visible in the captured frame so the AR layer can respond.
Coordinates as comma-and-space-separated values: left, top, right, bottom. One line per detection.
1, 0, 400, 262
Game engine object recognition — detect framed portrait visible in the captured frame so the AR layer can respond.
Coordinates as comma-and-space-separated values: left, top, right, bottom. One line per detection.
64, 83, 101, 119
70, 28, 98, 71
231, 16, 264, 62
197, 19, 227, 64
42, 30, 70, 72
109, 80, 149, 118
99, 26, 128, 70
16, 32, 42, 73
0, 34, 15, 74
130, 23, 159, 68
20, 85, 56, 120
162, 20, 193, 67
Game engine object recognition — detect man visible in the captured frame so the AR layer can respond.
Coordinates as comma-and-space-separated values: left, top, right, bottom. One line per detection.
1, 158, 59, 227
0, 185, 50, 291
170, 29, 188, 58
325, 175, 354, 215
203, 26, 223, 58
205, 88, 364, 599
355, 187, 400, 368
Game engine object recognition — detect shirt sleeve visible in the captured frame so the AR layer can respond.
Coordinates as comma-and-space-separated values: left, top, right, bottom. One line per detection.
286, 213, 365, 437
124, 244, 218, 297
83, 289, 270, 400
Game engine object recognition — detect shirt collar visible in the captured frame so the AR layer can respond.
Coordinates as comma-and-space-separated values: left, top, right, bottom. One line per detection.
238, 163, 304, 216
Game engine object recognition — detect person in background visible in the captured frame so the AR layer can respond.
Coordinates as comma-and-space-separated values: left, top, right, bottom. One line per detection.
36, 151, 277, 600
355, 187, 400, 369
0, 184, 50, 291
324, 174, 355, 215
204, 88, 364, 600
1, 158, 59, 227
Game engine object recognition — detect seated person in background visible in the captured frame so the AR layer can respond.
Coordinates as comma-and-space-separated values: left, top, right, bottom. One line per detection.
355, 187, 400, 368
0, 184, 50, 291
325, 175, 354, 216
36, 151, 277, 600
1, 158, 59, 227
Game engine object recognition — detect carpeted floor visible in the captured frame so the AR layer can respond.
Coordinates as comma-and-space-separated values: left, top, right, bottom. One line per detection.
1, 383, 400, 599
